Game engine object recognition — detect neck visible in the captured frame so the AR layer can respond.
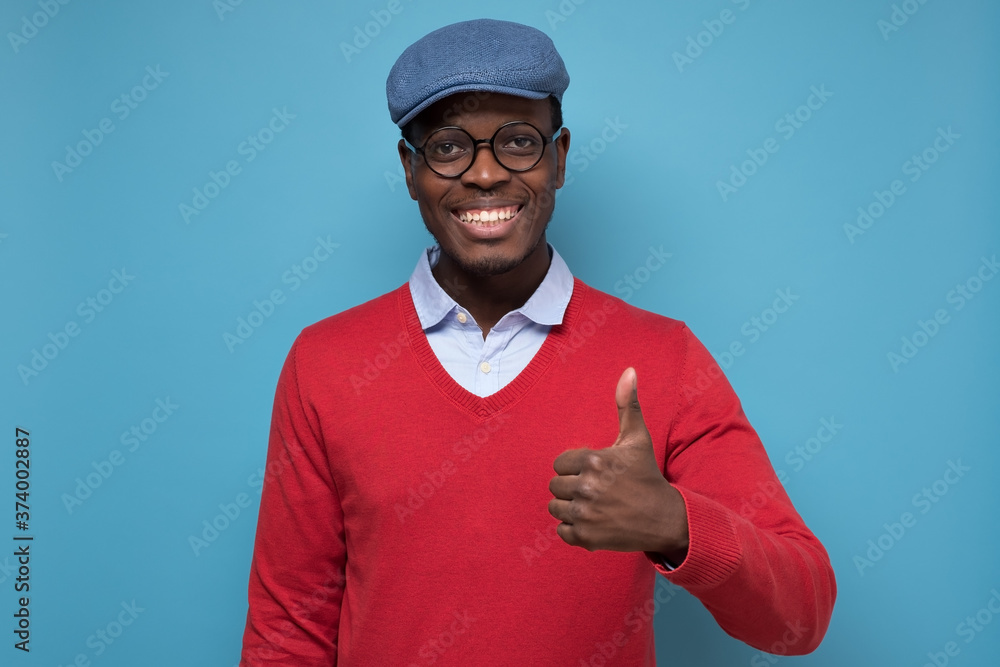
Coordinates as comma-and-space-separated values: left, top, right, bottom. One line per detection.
431, 237, 551, 336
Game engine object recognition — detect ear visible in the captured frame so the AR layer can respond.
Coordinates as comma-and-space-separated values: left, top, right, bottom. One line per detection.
553, 127, 571, 190
397, 139, 419, 201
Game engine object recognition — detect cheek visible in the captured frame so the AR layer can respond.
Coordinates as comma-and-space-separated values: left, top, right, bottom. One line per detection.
528, 178, 559, 217
415, 172, 452, 199
416, 199, 442, 228
413, 184, 458, 229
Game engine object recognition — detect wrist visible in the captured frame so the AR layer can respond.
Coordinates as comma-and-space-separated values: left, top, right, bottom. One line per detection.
654, 483, 689, 563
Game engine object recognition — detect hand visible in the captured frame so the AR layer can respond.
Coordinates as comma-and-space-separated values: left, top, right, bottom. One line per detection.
547, 368, 689, 561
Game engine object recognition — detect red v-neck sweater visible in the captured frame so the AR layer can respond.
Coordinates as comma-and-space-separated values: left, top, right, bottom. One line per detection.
241, 279, 836, 666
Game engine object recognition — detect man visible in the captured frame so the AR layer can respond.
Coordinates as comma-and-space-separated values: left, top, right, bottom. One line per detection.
241, 18, 835, 666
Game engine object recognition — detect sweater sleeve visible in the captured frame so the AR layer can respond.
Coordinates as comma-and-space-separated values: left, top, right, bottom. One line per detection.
241, 337, 346, 666
650, 326, 836, 654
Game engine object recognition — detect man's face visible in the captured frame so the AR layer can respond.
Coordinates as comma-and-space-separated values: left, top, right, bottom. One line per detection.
399, 93, 571, 278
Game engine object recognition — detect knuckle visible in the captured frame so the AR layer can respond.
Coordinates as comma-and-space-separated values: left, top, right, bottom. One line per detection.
584, 452, 605, 471
577, 480, 600, 501
569, 501, 590, 522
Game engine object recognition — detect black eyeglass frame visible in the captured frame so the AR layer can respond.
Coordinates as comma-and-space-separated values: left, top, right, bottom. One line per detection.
403, 120, 563, 178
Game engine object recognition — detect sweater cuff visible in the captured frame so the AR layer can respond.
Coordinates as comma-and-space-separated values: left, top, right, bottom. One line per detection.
646, 485, 742, 589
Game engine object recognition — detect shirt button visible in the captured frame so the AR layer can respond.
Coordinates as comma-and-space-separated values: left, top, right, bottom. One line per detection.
456, 312, 467, 324
479, 361, 491, 374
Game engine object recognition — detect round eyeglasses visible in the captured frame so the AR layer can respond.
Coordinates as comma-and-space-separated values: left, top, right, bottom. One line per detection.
405, 121, 561, 178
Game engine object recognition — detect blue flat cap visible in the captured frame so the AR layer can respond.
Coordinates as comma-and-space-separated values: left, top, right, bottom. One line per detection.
386, 18, 569, 127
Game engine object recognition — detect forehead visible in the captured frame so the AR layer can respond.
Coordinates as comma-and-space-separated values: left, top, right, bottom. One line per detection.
413, 92, 551, 135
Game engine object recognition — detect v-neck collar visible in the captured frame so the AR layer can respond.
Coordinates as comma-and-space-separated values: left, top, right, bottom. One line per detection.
397, 277, 588, 418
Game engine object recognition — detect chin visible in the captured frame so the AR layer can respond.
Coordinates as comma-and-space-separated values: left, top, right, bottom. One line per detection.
444, 246, 528, 278
424, 207, 551, 278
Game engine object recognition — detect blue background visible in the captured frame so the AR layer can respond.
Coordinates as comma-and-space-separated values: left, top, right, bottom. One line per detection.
2, 0, 998, 665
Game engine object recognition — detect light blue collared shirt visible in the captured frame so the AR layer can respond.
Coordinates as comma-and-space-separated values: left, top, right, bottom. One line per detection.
407, 243, 574, 397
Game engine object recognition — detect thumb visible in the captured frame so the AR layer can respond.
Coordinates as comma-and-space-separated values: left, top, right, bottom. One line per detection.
614, 367, 650, 446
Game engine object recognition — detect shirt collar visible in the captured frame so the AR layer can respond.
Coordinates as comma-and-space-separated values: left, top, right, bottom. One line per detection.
408, 243, 574, 330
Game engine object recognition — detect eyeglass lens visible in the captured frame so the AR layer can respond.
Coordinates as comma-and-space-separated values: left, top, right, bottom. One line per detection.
422, 123, 546, 176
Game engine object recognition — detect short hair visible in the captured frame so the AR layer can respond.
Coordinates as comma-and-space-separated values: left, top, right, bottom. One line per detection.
401, 96, 563, 146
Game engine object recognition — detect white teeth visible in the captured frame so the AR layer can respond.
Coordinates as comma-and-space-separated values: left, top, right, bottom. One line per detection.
456, 206, 520, 226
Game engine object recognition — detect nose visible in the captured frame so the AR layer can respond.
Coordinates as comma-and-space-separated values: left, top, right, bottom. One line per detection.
459, 143, 512, 190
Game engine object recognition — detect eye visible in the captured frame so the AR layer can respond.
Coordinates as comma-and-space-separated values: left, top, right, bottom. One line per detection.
502, 134, 542, 154
426, 138, 469, 162
431, 142, 458, 155
512, 136, 538, 148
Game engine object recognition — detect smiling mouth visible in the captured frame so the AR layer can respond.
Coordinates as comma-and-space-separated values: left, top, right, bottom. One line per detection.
453, 205, 523, 226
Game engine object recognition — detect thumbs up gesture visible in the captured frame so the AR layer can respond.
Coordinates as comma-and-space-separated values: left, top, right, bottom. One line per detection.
548, 368, 689, 561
